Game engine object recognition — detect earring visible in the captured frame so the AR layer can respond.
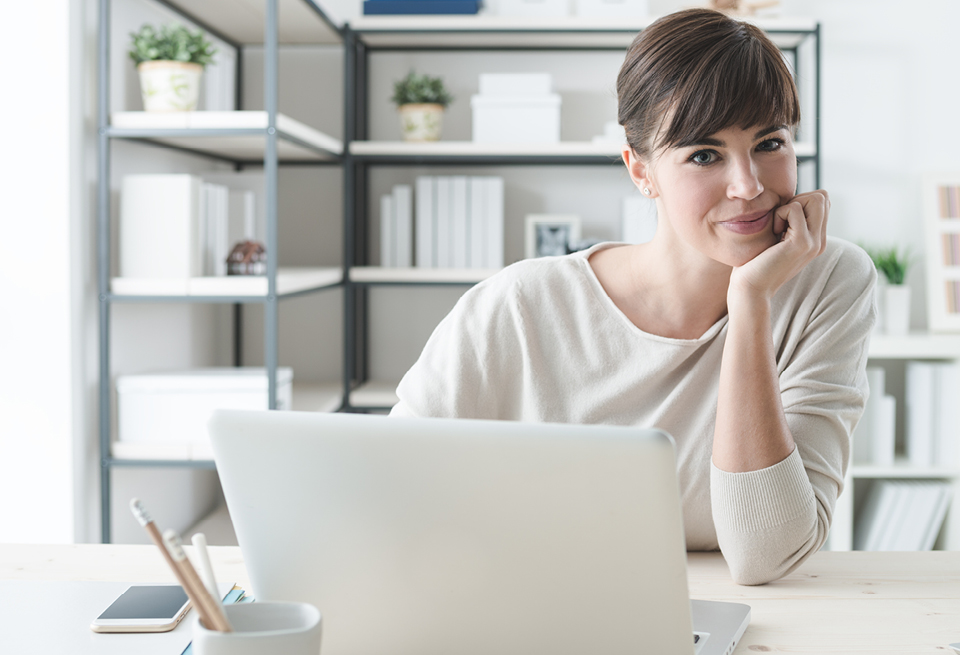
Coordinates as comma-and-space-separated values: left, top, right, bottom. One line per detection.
642, 187, 651, 196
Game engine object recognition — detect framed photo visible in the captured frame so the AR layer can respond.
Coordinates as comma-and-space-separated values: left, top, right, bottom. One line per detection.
525, 214, 582, 259
922, 176, 960, 332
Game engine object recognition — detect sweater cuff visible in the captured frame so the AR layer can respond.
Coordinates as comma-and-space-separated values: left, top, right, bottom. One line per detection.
710, 447, 814, 533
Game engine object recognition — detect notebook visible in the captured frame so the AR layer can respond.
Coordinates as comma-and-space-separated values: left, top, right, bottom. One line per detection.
209, 410, 750, 655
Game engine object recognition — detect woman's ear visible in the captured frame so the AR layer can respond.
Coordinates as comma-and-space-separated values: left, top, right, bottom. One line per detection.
621, 145, 657, 198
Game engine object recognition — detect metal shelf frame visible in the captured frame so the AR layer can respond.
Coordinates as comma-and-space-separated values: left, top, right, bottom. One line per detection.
339, 20, 822, 412
96, 0, 344, 543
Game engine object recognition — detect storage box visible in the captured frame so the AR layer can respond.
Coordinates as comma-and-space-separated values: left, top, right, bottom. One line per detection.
574, 0, 646, 17
494, 0, 569, 17
478, 73, 553, 97
117, 368, 293, 450
471, 94, 561, 144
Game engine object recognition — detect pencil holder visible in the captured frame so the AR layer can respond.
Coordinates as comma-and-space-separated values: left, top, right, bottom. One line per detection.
191, 601, 322, 655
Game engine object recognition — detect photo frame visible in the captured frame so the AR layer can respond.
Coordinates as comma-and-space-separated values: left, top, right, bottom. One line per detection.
922, 176, 960, 332
524, 214, 582, 259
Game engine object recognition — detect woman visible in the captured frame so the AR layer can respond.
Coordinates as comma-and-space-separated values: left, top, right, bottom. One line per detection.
391, 8, 876, 585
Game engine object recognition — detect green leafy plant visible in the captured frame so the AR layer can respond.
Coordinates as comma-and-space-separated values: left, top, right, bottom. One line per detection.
128, 24, 217, 67
865, 245, 911, 285
391, 71, 453, 108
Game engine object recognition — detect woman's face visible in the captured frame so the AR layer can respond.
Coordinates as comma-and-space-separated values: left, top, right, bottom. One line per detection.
641, 124, 797, 268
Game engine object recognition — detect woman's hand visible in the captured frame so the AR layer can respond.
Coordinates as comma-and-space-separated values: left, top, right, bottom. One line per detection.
728, 189, 830, 309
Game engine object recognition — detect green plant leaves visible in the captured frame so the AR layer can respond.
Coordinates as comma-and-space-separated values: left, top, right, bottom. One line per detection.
864, 245, 910, 285
391, 71, 453, 107
128, 24, 217, 67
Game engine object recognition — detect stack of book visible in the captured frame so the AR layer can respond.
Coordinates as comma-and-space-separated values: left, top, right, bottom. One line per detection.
905, 362, 960, 468
853, 480, 952, 551
379, 176, 504, 269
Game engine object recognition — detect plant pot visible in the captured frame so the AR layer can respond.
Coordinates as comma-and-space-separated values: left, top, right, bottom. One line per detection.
883, 285, 911, 336
138, 61, 203, 112
398, 103, 444, 142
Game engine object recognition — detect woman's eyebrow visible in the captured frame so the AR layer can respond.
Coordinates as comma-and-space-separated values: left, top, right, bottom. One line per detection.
754, 125, 787, 138
682, 125, 788, 149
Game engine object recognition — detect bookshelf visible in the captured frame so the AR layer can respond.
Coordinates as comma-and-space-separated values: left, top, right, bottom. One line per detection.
96, 0, 344, 542
829, 332, 960, 552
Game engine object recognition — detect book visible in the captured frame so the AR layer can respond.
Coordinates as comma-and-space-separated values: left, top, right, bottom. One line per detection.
469, 177, 486, 269
452, 177, 468, 268
393, 185, 413, 268
873, 395, 896, 468
485, 177, 505, 268
436, 177, 453, 268
936, 363, 960, 468
363, 0, 481, 14
852, 367, 884, 465
906, 362, 936, 467
854, 480, 896, 550
415, 176, 436, 268
380, 194, 395, 267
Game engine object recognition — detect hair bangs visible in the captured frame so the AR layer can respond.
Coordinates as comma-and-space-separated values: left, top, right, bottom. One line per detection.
653, 25, 800, 152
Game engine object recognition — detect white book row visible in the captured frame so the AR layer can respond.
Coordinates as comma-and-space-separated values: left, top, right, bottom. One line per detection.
120, 174, 257, 280
852, 368, 896, 467
854, 479, 951, 551
905, 361, 960, 468
412, 176, 504, 269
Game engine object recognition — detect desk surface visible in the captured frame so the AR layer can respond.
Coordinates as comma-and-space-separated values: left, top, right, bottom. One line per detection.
3, 545, 959, 654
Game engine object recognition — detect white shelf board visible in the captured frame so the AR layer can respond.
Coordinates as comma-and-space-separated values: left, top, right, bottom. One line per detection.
291, 382, 343, 412
350, 380, 400, 408
867, 332, 960, 359
349, 15, 815, 49
350, 266, 499, 284
111, 267, 342, 297
162, 0, 342, 45
851, 458, 960, 479
350, 140, 624, 158
350, 140, 816, 160
111, 112, 342, 161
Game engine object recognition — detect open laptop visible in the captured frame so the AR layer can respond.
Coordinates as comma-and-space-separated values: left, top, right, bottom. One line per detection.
209, 410, 750, 655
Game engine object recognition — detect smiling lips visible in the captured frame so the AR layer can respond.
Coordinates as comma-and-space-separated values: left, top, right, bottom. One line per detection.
717, 209, 773, 235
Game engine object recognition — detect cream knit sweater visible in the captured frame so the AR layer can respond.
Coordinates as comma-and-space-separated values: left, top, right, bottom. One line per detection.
391, 237, 877, 585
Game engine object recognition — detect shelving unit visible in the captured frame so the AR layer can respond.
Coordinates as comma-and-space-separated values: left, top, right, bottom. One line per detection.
829, 332, 960, 552
339, 17, 821, 411
97, 0, 344, 542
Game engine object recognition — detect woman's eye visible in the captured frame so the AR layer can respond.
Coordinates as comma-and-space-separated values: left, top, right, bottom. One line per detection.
689, 150, 717, 165
757, 138, 785, 152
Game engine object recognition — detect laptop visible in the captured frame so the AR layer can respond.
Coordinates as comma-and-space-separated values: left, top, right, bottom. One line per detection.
209, 410, 750, 655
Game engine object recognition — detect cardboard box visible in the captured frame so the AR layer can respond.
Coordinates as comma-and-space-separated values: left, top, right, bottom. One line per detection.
117, 368, 293, 451
471, 94, 561, 144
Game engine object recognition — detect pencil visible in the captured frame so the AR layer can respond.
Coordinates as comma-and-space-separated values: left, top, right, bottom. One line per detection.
163, 529, 233, 632
190, 532, 232, 630
130, 498, 214, 626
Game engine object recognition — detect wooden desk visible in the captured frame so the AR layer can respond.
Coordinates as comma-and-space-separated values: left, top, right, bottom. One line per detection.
3, 545, 959, 654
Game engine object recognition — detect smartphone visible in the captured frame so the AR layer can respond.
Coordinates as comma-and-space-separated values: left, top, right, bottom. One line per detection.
90, 585, 191, 633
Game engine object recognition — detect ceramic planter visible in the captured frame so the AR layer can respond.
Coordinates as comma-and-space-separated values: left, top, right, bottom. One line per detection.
883, 285, 911, 335
398, 103, 444, 142
138, 61, 203, 112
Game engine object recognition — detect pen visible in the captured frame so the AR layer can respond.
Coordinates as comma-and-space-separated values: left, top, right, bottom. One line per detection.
163, 529, 233, 632
190, 533, 222, 606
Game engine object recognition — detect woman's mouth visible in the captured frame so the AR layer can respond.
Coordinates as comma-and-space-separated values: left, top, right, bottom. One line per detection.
717, 210, 773, 235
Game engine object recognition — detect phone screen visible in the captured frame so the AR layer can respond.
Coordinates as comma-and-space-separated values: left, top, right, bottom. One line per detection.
97, 585, 189, 620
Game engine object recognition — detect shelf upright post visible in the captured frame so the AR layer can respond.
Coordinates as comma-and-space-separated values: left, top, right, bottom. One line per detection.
97, 0, 113, 544
342, 26, 358, 409
264, 0, 280, 409
814, 22, 821, 191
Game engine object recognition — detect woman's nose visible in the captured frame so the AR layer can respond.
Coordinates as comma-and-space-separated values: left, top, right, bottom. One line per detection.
726, 159, 763, 200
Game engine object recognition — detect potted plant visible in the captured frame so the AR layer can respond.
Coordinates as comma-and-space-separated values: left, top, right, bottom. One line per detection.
129, 24, 217, 112
392, 71, 453, 142
867, 245, 912, 335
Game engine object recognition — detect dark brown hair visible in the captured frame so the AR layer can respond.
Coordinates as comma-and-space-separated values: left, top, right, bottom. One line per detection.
617, 8, 800, 158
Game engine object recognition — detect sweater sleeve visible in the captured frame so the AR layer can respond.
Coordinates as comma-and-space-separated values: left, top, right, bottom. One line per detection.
391, 269, 527, 420
710, 241, 878, 585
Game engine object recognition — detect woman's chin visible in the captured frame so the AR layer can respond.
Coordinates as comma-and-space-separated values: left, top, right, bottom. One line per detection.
719, 233, 780, 268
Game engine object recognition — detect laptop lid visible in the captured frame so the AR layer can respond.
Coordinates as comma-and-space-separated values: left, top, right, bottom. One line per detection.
210, 410, 729, 655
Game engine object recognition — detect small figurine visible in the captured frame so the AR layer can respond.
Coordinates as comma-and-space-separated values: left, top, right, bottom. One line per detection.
227, 240, 267, 276
707, 0, 779, 16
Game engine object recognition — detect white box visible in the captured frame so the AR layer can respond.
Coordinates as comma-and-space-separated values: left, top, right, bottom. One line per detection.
495, 0, 569, 16
120, 174, 202, 279
478, 73, 552, 97
471, 94, 561, 144
575, 0, 646, 17
117, 368, 293, 449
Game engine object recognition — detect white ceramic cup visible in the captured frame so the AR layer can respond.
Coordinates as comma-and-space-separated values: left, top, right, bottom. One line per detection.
191, 602, 322, 655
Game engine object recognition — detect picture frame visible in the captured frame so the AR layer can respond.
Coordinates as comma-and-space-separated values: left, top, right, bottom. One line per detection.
524, 214, 582, 259
922, 176, 960, 332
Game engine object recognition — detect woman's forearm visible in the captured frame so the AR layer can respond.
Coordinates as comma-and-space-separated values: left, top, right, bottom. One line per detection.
713, 294, 795, 472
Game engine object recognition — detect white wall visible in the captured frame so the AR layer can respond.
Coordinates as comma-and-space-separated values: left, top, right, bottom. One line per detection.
0, 2, 75, 543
